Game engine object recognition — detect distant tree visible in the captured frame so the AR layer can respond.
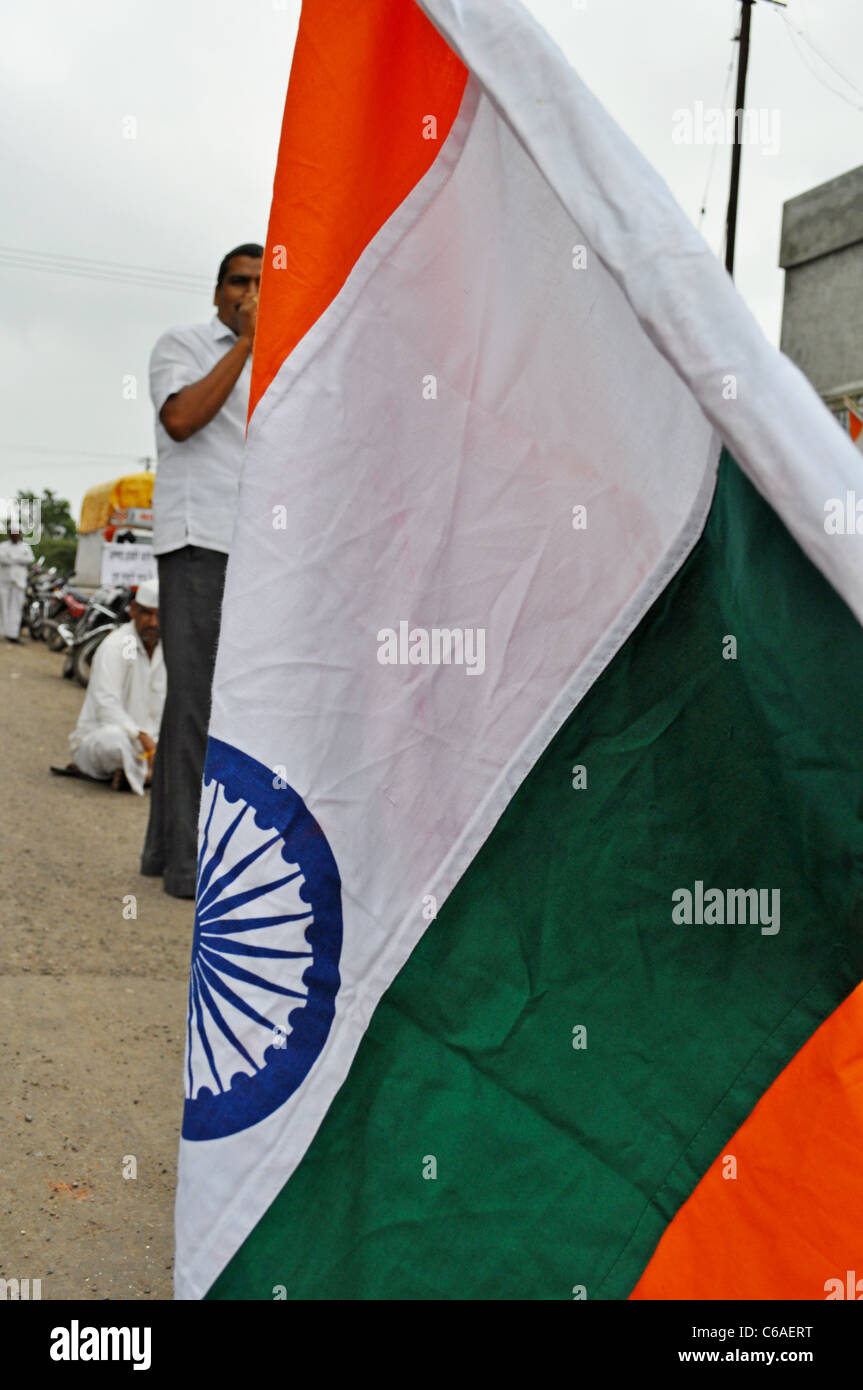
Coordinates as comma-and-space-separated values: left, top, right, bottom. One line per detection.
34, 537, 78, 574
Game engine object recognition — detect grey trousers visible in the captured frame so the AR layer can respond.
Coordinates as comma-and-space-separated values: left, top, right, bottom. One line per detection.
141, 545, 228, 898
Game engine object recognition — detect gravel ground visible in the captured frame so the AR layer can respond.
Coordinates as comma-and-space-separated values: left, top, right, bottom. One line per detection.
0, 636, 191, 1300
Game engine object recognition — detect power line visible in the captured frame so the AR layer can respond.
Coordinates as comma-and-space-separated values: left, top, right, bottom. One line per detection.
0, 443, 148, 462
0, 257, 208, 296
698, 40, 737, 235
785, 8, 863, 101
0, 246, 214, 296
0, 254, 210, 296
0, 247, 212, 285
773, 9, 863, 115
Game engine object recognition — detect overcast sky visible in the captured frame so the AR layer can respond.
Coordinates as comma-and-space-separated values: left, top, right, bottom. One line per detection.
2, 0, 862, 521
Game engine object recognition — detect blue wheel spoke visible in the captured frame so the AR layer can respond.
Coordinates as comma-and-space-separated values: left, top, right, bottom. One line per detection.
200, 944, 308, 1000
186, 972, 196, 1097
191, 969, 224, 1094
198, 869, 303, 923
194, 968, 261, 1075
198, 956, 285, 1032
195, 910, 314, 936
197, 799, 248, 901
196, 781, 220, 885
197, 829, 285, 915
200, 935, 313, 961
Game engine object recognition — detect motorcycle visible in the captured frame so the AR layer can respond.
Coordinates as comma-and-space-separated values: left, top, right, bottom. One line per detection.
62, 584, 133, 687
43, 583, 90, 653
24, 559, 62, 640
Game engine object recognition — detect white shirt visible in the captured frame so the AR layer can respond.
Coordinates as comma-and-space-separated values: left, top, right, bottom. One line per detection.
70, 621, 166, 752
0, 539, 35, 587
149, 314, 251, 556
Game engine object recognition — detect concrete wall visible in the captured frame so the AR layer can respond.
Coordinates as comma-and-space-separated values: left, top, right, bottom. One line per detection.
779, 164, 863, 401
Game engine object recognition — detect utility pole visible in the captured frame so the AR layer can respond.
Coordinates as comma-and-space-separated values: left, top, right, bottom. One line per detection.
725, 0, 787, 280
725, 0, 753, 279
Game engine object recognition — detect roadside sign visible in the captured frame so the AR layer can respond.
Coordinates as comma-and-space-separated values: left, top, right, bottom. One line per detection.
100, 544, 157, 587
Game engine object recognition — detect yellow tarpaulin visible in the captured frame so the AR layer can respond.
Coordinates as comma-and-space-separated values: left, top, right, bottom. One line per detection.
79, 473, 154, 534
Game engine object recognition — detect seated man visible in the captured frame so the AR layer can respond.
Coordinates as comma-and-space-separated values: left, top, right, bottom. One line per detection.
61, 580, 165, 794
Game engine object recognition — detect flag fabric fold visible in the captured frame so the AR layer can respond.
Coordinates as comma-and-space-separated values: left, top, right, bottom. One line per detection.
174, 0, 863, 1301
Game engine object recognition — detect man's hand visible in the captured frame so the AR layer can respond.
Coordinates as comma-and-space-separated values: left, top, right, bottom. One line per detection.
236, 290, 259, 345
138, 731, 157, 755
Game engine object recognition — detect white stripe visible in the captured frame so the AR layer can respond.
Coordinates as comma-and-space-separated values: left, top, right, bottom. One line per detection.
421, 0, 863, 621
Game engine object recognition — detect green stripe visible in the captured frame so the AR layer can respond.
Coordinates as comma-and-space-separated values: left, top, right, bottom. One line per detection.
209, 452, 863, 1300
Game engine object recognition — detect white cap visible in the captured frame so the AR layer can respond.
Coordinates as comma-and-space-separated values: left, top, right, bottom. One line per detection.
134, 578, 159, 610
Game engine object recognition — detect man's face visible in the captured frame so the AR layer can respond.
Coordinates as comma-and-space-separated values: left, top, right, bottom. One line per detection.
131, 600, 159, 650
9, 531, 21, 545
214, 255, 263, 335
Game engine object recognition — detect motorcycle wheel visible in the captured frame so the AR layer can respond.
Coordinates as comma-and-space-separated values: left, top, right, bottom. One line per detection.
73, 632, 106, 688
46, 622, 67, 653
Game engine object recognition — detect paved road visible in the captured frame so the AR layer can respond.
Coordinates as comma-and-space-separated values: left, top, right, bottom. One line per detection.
0, 637, 191, 1300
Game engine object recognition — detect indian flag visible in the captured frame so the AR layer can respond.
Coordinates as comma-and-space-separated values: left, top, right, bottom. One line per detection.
174, 0, 863, 1300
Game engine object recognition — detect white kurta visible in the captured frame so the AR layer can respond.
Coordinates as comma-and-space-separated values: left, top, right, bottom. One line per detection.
0, 538, 35, 638
69, 621, 166, 794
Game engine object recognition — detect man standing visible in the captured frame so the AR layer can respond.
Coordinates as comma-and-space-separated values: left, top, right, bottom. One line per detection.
59, 580, 165, 794
141, 243, 262, 898
0, 530, 35, 641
